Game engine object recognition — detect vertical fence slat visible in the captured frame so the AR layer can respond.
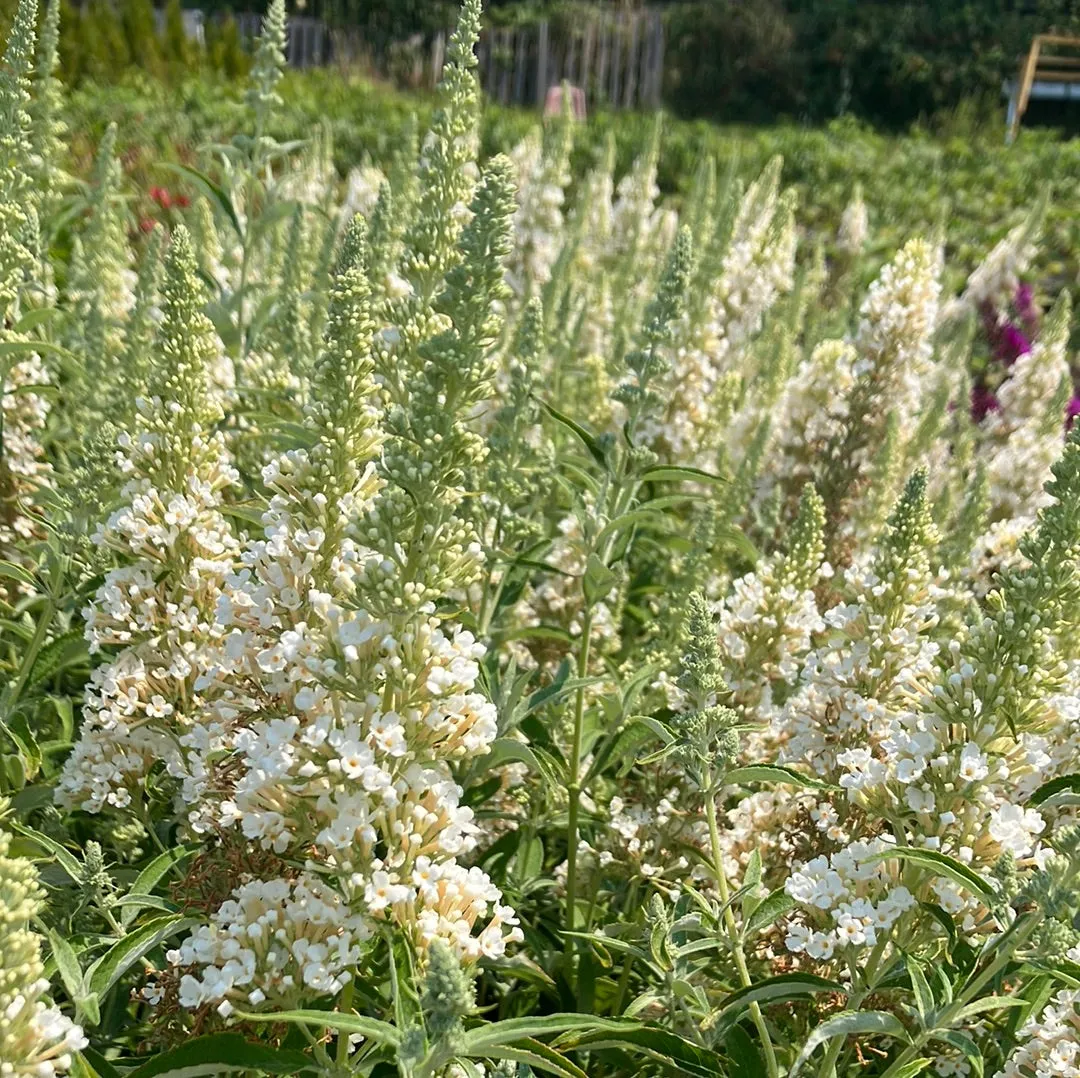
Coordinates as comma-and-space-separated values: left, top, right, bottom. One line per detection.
513, 26, 528, 105
610, 9, 623, 106
225, 7, 664, 111
624, 11, 641, 108
653, 12, 665, 107
581, 18, 596, 104
596, 13, 610, 106
431, 30, 445, 88
638, 13, 653, 109
536, 19, 549, 105
501, 28, 514, 104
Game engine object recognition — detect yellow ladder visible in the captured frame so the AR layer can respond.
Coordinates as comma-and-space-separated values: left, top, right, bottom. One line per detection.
1007, 33, 1080, 142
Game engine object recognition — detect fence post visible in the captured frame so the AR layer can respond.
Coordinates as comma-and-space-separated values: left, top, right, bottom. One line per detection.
431, 30, 445, 88
610, 10, 623, 106
566, 24, 579, 85
597, 13, 610, 105
536, 20, 549, 105
486, 26, 498, 91
513, 26, 528, 105
623, 10, 640, 108
654, 12, 665, 107
581, 18, 596, 103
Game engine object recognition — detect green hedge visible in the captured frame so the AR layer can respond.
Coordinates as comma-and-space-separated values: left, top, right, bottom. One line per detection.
62, 67, 1080, 301
665, 0, 1080, 128
494, 0, 1080, 130
22, 0, 1080, 130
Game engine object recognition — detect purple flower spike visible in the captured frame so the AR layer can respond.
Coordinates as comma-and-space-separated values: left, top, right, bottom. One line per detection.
999, 324, 1031, 365
971, 384, 1001, 423
1015, 282, 1039, 334
1067, 394, 1080, 430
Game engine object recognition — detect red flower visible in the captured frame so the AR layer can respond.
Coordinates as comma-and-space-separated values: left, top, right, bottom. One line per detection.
138, 217, 156, 234
149, 185, 172, 210
175, 193, 191, 208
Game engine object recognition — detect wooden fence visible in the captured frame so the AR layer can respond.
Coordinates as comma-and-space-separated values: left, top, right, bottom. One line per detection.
232, 12, 331, 69
478, 10, 664, 109
226, 7, 665, 110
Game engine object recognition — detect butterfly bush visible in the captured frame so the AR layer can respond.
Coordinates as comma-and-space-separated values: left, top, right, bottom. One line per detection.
0, 0, 51, 593
0, 819, 87, 1077
6, 0, 1080, 1073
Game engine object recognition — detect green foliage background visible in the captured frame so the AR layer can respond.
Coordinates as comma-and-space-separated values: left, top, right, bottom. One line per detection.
60, 67, 1080, 312
7, 0, 1080, 130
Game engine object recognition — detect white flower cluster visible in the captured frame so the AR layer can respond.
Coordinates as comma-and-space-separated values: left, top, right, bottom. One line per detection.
851, 237, 942, 442
167, 874, 368, 1014
0, 830, 87, 1078
784, 835, 917, 961
0, 350, 51, 583
993, 989, 1080, 1078
57, 412, 239, 814
646, 161, 796, 465
714, 503, 826, 715
966, 514, 1034, 597
980, 296, 1071, 520
777, 553, 942, 782
762, 339, 857, 499
836, 187, 868, 255
506, 124, 571, 297
170, 436, 522, 972
340, 163, 386, 223
945, 198, 1044, 321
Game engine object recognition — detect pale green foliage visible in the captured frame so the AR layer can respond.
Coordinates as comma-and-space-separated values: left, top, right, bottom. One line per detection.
302, 213, 383, 531
420, 940, 476, 1039
940, 461, 989, 571
66, 123, 132, 382
616, 224, 693, 430
29, 0, 63, 225
6, 4, 1080, 1077
942, 427, 1080, 737
245, 0, 287, 135
397, 0, 481, 298
149, 226, 224, 487
264, 205, 314, 381
118, 226, 165, 412
367, 115, 419, 288
875, 468, 936, 599
780, 483, 826, 591
367, 156, 515, 611
0, 0, 36, 202
674, 592, 739, 780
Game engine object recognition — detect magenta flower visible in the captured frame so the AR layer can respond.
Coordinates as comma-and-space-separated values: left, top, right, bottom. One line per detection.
1015, 282, 1039, 334
971, 384, 1000, 423
1067, 394, 1080, 430
999, 324, 1031, 365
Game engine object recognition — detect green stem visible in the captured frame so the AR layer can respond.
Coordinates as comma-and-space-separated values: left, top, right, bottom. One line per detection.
815, 936, 889, 1078
564, 603, 595, 952
705, 786, 780, 1078
876, 914, 1039, 1078
336, 979, 355, 1066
